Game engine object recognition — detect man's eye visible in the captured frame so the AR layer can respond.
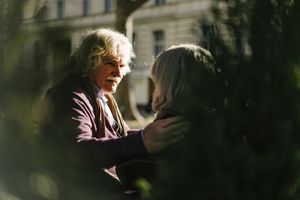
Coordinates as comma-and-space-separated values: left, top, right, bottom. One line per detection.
104, 61, 115, 66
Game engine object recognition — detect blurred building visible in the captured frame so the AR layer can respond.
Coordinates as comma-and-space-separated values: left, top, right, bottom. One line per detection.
21, 0, 216, 107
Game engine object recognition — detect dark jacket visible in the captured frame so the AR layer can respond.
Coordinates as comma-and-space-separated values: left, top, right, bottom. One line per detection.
38, 75, 148, 194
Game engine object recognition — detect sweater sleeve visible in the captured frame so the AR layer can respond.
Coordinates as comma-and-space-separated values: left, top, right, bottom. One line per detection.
77, 130, 148, 168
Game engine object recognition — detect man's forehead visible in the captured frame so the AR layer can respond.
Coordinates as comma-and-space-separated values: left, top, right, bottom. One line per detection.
102, 54, 118, 60
102, 55, 125, 64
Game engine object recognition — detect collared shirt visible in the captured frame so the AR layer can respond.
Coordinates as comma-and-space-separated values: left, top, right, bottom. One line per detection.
89, 80, 145, 143
89, 81, 119, 131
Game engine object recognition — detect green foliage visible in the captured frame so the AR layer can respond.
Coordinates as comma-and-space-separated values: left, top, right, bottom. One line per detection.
134, 178, 153, 199
1, 0, 300, 199
0, 1, 73, 199
152, 0, 300, 200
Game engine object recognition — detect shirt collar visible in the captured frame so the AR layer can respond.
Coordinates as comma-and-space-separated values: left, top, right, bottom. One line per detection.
89, 80, 108, 103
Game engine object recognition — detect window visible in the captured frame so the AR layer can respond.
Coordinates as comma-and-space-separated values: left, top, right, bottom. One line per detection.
155, 0, 166, 5
83, 0, 90, 16
132, 32, 137, 51
104, 0, 113, 13
153, 30, 165, 56
131, 32, 137, 67
57, 0, 65, 18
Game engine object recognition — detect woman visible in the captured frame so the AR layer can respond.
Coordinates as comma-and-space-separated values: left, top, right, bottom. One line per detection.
116, 43, 225, 192
150, 43, 224, 120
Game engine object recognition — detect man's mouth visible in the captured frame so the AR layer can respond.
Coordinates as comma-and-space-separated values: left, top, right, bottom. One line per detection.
106, 78, 119, 84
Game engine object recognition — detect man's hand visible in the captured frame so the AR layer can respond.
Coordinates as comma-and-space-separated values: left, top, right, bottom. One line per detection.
143, 117, 189, 154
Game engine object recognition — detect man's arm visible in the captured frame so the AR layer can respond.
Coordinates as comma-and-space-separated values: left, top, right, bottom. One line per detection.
45, 88, 187, 169
48, 89, 148, 168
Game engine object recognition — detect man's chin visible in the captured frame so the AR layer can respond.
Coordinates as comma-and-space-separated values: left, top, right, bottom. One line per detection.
106, 88, 117, 94
111, 87, 118, 93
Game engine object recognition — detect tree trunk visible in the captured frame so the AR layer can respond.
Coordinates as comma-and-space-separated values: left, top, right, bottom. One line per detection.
114, 0, 148, 124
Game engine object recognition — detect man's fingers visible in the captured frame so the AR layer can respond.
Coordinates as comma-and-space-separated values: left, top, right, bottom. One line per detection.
162, 124, 188, 140
157, 116, 185, 128
163, 121, 189, 134
143, 117, 189, 153
163, 135, 185, 148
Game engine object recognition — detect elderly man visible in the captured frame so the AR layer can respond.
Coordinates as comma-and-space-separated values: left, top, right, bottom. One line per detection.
38, 28, 186, 198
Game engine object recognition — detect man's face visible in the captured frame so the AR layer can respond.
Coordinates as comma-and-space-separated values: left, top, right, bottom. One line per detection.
90, 56, 127, 94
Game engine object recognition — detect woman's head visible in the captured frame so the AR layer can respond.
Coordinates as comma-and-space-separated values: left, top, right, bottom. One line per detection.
68, 28, 135, 77
150, 43, 223, 118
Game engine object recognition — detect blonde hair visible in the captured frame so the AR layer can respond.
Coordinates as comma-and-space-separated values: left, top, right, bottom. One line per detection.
68, 28, 135, 77
150, 43, 220, 119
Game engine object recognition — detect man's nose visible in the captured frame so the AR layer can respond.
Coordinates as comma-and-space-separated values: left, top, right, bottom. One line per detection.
112, 66, 122, 77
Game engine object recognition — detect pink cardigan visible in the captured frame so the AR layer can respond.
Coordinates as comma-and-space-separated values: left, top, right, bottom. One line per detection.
40, 74, 148, 169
